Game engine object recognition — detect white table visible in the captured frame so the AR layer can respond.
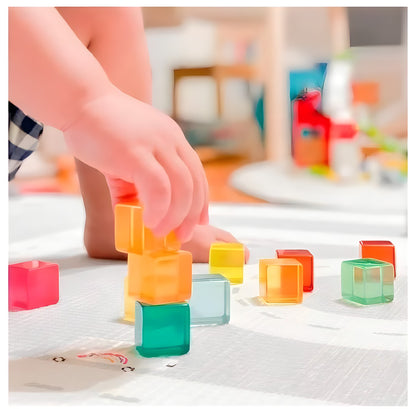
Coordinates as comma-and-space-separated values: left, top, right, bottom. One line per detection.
9, 194, 407, 405
230, 161, 407, 214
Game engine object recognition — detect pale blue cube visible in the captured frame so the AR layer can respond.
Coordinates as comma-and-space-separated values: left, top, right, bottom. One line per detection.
190, 274, 230, 326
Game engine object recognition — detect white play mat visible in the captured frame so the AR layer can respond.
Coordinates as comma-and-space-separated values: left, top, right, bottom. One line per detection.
8, 194, 407, 405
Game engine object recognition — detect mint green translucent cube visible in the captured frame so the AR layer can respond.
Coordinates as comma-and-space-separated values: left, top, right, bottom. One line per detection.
341, 258, 394, 305
135, 302, 190, 357
190, 274, 230, 326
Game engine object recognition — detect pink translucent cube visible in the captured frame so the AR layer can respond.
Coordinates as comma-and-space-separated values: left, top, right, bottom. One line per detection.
8, 260, 59, 311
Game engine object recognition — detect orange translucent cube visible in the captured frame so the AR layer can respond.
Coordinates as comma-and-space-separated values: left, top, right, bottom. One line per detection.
114, 203, 180, 254
359, 240, 396, 278
128, 250, 192, 305
144, 227, 180, 253
259, 258, 303, 303
123, 275, 136, 322
276, 249, 314, 292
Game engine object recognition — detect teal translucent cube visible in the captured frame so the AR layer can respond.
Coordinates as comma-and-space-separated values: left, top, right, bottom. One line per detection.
135, 301, 190, 357
190, 274, 230, 326
341, 258, 394, 305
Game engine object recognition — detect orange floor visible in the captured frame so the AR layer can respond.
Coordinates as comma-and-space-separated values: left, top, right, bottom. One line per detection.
202, 154, 265, 203
12, 152, 265, 204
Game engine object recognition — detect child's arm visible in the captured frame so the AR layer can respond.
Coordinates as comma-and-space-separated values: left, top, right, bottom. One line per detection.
9, 7, 112, 131
9, 7, 209, 241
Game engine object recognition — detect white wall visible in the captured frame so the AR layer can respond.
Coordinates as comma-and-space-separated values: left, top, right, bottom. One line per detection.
145, 18, 257, 122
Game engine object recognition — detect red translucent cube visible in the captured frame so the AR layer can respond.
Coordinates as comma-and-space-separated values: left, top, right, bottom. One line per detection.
276, 249, 314, 292
359, 240, 396, 278
8, 260, 59, 311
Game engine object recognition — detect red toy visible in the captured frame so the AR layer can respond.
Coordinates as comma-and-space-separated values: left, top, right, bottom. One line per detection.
292, 89, 331, 167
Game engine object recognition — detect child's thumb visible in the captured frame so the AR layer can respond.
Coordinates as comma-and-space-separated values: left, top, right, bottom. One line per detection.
105, 175, 139, 208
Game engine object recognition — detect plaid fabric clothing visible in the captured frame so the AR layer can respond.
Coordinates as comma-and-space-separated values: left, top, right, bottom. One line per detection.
8, 102, 44, 181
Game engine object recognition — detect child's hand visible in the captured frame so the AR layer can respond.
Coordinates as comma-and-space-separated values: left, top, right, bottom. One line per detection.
181, 225, 250, 264
9, 7, 208, 241
63, 88, 209, 241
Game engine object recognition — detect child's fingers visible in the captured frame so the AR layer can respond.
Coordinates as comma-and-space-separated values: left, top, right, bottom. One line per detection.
198, 171, 210, 225
212, 229, 250, 264
173, 148, 207, 241
132, 153, 171, 229
151, 149, 193, 237
199, 201, 210, 225
192, 151, 210, 225
179, 144, 210, 228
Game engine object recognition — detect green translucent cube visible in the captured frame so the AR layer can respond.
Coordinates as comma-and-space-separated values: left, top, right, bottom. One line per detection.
135, 302, 190, 357
190, 274, 230, 326
341, 258, 394, 305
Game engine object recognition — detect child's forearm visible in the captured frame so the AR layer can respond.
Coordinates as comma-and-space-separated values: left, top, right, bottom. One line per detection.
9, 7, 115, 130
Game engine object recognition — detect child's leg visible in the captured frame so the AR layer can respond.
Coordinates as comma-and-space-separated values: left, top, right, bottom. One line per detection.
57, 7, 248, 262
74, 158, 125, 259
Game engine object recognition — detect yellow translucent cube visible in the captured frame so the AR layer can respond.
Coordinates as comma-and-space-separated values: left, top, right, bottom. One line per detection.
128, 250, 192, 305
123, 275, 136, 322
209, 243, 244, 284
114, 203, 180, 254
259, 258, 303, 303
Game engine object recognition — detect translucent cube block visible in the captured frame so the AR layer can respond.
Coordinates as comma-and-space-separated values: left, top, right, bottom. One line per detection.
190, 274, 230, 326
276, 249, 314, 292
341, 258, 394, 305
8, 260, 59, 311
209, 243, 244, 284
135, 301, 190, 357
123, 276, 136, 322
128, 250, 192, 304
114, 203, 180, 254
259, 258, 303, 303
359, 240, 396, 277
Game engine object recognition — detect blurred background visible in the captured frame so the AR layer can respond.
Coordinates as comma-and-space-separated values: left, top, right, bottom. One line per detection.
9, 7, 408, 213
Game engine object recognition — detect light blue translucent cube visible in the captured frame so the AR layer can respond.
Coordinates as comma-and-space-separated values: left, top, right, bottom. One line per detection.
189, 274, 230, 326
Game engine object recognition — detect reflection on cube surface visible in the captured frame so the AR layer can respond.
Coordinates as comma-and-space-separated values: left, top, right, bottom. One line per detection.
123, 276, 135, 322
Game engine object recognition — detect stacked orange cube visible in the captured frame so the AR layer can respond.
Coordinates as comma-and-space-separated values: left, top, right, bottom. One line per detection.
114, 203, 192, 321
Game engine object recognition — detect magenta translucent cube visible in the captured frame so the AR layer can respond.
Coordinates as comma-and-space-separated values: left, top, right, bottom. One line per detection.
8, 260, 59, 311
